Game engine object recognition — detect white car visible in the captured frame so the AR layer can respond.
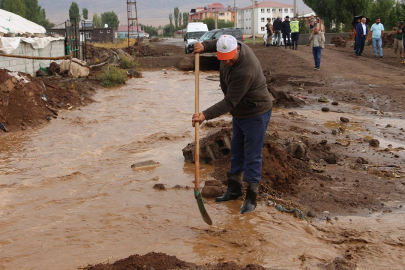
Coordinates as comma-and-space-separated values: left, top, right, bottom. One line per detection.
185, 22, 208, 54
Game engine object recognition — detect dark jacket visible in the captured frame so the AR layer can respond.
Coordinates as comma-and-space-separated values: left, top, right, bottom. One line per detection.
201, 40, 273, 120
273, 18, 282, 31
356, 22, 369, 38
282, 20, 291, 34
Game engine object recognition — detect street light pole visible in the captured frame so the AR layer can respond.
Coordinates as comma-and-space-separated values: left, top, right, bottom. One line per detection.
252, 0, 255, 44
234, 0, 236, 29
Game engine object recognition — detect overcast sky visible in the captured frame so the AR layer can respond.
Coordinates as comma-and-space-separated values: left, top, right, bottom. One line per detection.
38, 0, 312, 27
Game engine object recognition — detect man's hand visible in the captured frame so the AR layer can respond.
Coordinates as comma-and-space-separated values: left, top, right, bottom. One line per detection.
193, 43, 205, 54
192, 113, 206, 127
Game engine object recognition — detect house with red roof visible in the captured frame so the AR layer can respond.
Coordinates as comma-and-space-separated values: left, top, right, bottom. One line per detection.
189, 3, 236, 23
237, 1, 295, 35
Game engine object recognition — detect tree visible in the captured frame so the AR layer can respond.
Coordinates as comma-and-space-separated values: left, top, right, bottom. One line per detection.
2, 0, 26, 17
69, 2, 81, 22
174, 7, 179, 30
183, 12, 189, 27
218, 20, 234, 28
178, 12, 182, 29
93, 13, 102, 28
303, 0, 336, 31
101, 11, 119, 28
141, 24, 158, 36
202, 18, 215, 30
38, 8, 54, 28
83, 8, 88, 20
24, 0, 41, 23
169, 13, 174, 34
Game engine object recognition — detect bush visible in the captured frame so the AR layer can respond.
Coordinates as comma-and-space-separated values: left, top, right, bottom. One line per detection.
98, 65, 128, 87
120, 54, 138, 69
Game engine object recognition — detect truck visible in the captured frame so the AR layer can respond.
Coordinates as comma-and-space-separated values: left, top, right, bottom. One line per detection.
184, 22, 208, 54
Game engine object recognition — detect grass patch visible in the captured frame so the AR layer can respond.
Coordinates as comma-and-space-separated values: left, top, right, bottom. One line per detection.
120, 54, 138, 69
93, 38, 138, 49
98, 65, 128, 87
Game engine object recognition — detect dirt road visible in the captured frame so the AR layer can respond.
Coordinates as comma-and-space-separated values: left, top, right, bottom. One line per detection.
0, 40, 404, 269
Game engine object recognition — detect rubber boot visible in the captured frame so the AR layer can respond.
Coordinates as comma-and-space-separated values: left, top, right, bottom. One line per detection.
216, 172, 243, 202
240, 182, 258, 214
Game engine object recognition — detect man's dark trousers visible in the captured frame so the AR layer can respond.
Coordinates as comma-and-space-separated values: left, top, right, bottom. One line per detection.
291, 33, 299, 49
230, 110, 272, 183
355, 37, 366, 55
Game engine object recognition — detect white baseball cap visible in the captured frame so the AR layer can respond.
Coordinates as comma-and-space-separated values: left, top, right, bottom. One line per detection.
216, 35, 237, 60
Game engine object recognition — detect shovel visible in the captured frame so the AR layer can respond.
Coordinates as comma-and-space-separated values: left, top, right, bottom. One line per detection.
194, 53, 213, 226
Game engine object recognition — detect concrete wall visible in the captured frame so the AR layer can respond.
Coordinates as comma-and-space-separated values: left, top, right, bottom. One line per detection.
0, 40, 65, 76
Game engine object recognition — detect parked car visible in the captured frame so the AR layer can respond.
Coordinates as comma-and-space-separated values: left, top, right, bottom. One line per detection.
187, 28, 244, 54
184, 22, 208, 54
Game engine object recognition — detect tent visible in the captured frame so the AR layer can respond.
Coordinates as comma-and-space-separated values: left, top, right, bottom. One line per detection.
0, 8, 46, 35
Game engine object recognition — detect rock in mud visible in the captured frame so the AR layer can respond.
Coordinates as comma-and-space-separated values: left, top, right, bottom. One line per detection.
332, 101, 339, 106
173, 185, 183, 189
177, 55, 195, 70
340, 117, 350, 123
204, 180, 222, 187
325, 153, 338, 164
201, 186, 223, 198
321, 107, 330, 112
356, 157, 369, 164
307, 210, 316, 218
285, 141, 309, 160
318, 97, 329, 103
310, 160, 326, 173
153, 184, 166, 190
267, 87, 306, 108
369, 139, 380, 147
131, 160, 160, 169
332, 129, 338, 135
183, 128, 232, 164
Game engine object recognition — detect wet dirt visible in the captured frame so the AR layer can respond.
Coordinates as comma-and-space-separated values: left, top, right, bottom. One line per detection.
1, 68, 405, 269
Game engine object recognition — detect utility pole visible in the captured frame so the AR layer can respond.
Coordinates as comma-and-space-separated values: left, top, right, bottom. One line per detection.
215, 11, 218, 29
234, 0, 236, 29
294, 0, 297, 16
127, 0, 140, 53
252, 0, 255, 44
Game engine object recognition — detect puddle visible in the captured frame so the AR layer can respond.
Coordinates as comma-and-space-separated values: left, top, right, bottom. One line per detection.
0, 71, 404, 270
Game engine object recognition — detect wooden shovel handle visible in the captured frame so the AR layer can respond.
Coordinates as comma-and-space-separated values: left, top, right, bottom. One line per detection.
195, 53, 200, 190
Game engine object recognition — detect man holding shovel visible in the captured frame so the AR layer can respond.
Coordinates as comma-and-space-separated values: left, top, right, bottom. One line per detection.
192, 35, 272, 214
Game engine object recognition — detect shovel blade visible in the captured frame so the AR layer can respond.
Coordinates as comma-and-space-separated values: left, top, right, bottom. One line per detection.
194, 189, 213, 225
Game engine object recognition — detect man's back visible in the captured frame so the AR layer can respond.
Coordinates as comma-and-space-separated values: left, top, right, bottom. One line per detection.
273, 19, 282, 31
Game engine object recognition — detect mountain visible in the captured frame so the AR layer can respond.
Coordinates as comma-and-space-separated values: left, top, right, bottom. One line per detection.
38, 0, 311, 27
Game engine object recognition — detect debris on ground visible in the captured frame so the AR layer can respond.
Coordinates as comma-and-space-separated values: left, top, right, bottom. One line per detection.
0, 68, 96, 132
331, 36, 351, 47
131, 160, 160, 169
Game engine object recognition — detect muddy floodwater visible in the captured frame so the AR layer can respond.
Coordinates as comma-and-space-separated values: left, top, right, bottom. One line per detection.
1, 71, 404, 270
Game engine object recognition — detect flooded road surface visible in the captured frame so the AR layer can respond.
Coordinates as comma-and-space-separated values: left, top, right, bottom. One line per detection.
1, 71, 404, 270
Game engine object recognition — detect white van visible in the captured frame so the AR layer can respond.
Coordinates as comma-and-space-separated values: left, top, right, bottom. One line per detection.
184, 22, 208, 54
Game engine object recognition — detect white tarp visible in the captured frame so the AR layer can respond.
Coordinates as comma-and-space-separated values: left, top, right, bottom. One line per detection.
0, 9, 46, 34
60, 59, 90, 78
0, 36, 65, 54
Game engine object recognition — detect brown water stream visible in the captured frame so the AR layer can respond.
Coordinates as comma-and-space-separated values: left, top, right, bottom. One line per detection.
0, 71, 404, 270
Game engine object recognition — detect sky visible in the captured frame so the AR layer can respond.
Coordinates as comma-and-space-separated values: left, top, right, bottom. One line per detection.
38, 0, 312, 28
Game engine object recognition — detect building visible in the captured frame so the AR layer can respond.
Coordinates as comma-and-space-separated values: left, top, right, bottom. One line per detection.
47, 27, 118, 43
299, 12, 326, 32
189, 3, 236, 23
237, 1, 294, 35
117, 25, 148, 38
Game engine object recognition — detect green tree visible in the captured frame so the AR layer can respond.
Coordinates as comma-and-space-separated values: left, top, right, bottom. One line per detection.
183, 12, 189, 27
39, 8, 54, 28
302, 0, 336, 31
69, 2, 80, 21
202, 18, 215, 30
179, 12, 182, 29
83, 8, 88, 20
169, 13, 174, 34
24, 0, 41, 23
93, 13, 102, 28
2, 0, 26, 17
101, 11, 119, 28
141, 24, 158, 36
218, 20, 234, 28
174, 7, 179, 30
368, 0, 396, 29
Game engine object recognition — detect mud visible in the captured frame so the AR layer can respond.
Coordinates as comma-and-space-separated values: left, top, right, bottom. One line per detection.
1, 40, 405, 270
0, 69, 96, 132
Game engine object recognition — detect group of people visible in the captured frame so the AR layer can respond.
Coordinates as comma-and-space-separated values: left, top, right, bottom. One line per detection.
264, 15, 301, 49
354, 17, 405, 59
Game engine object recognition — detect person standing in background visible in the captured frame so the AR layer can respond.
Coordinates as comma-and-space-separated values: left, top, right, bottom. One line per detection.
309, 28, 325, 70
282, 16, 291, 49
309, 14, 317, 30
355, 17, 369, 56
370, 17, 384, 58
266, 18, 273, 47
290, 16, 300, 50
353, 17, 361, 53
273, 16, 283, 47
393, 21, 404, 59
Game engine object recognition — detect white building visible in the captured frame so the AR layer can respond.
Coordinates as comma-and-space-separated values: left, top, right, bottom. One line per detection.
237, 1, 294, 35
